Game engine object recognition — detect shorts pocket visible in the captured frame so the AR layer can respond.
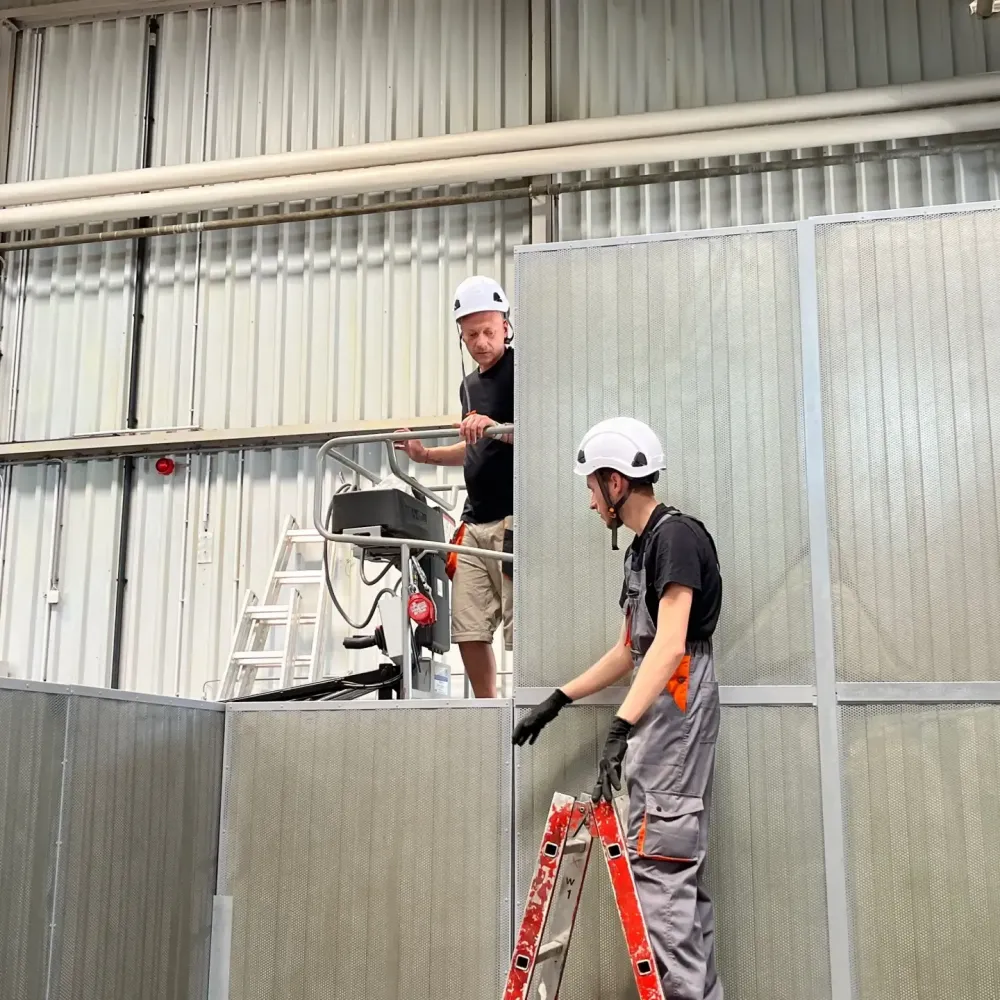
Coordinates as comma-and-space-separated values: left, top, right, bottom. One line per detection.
636, 790, 703, 863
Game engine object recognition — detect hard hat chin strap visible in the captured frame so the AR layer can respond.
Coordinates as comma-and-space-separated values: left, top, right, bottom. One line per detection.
596, 471, 632, 551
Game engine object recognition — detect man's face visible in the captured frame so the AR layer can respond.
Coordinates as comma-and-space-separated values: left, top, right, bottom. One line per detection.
459, 311, 507, 370
586, 471, 626, 526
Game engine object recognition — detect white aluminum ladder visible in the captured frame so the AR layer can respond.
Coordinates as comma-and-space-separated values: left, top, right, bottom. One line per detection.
218, 515, 331, 699
504, 792, 666, 1000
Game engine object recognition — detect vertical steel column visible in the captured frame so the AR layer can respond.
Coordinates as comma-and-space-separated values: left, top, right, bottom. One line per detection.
797, 220, 854, 1000
528, 0, 552, 244
400, 543, 412, 698
0, 22, 16, 186
110, 16, 160, 688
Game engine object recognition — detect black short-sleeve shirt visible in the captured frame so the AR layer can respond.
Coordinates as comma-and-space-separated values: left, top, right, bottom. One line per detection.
618, 504, 723, 641
460, 347, 514, 524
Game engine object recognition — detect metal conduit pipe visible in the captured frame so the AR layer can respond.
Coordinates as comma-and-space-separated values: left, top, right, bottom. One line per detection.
2, 102, 1000, 232
3, 72, 1000, 209
3, 132, 1000, 254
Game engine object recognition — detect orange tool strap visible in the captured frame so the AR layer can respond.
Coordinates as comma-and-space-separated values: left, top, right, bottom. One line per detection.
445, 522, 467, 579
666, 655, 691, 713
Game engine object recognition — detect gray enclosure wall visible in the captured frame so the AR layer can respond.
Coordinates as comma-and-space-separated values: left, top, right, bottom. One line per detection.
0, 682, 224, 1000
216, 702, 513, 1000
513, 205, 1000, 1000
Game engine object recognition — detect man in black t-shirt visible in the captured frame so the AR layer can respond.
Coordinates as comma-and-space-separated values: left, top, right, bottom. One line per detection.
512, 416, 724, 1000
395, 275, 514, 698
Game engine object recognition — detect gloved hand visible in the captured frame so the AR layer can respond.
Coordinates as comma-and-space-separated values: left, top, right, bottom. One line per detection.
512, 688, 571, 746
592, 716, 633, 802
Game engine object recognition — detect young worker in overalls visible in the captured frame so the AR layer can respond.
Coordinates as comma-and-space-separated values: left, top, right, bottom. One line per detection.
513, 416, 724, 1000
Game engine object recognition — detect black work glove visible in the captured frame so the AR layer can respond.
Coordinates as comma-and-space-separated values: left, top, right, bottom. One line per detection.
592, 716, 633, 802
512, 688, 571, 746
502, 527, 513, 580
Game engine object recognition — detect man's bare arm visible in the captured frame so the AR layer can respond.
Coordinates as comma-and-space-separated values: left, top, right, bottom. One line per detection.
560, 617, 633, 701
394, 434, 466, 466
422, 441, 466, 466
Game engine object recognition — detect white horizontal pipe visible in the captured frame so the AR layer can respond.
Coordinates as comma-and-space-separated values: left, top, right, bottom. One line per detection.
3, 102, 999, 233
3, 73, 1000, 209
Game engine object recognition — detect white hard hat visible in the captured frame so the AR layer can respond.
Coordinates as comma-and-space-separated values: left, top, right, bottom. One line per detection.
574, 417, 665, 480
452, 275, 510, 322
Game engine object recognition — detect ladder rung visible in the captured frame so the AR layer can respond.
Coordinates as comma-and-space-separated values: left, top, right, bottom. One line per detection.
232, 652, 313, 666
536, 934, 569, 962
286, 529, 324, 543
246, 606, 319, 624
273, 570, 325, 584
563, 836, 590, 855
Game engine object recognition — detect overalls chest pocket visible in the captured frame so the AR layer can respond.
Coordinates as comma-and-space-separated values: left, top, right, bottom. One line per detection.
625, 574, 653, 657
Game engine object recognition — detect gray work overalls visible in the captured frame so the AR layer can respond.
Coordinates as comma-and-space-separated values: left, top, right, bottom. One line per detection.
622, 507, 722, 1000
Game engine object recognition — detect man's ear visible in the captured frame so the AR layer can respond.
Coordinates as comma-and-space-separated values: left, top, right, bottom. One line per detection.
609, 471, 626, 502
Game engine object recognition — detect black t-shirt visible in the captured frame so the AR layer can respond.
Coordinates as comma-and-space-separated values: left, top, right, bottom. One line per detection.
460, 347, 514, 524
618, 504, 722, 641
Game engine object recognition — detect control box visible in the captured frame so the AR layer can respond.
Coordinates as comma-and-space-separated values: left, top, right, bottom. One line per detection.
330, 488, 446, 552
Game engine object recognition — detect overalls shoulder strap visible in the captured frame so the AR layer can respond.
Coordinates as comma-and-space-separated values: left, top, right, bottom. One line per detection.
660, 505, 719, 566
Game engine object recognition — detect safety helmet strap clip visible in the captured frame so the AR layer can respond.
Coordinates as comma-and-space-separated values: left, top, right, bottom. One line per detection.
595, 469, 632, 552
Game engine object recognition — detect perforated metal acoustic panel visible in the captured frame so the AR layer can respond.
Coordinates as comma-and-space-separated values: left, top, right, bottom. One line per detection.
0, 688, 66, 1000
841, 704, 1000, 1000
514, 231, 812, 687
219, 704, 512, 1000
817, 209, 1000, 682
48, 695, 224, 1000
514, 705, 829, 1000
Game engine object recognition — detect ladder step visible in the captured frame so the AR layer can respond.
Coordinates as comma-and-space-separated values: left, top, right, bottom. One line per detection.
286, 529, 325, 543
232, 652, 313, 666
536, 933, 570, 963
246, 606, 319, 624
273, 570, 325, 584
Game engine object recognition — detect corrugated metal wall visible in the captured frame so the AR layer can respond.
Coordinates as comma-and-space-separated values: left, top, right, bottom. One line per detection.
2, 1, 1000, 697
115, 444, 474, 698
143, 0, 530, 433
551, 0, 1000, 240
0, 0, 527, 693
0, 461, 120, 686
0, 20, 145, 442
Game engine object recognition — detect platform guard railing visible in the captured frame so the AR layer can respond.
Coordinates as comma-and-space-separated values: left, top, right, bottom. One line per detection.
314, 424, 514, 697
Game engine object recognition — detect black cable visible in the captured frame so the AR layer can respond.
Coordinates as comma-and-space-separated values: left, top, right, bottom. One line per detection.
320, 669, 402, 693
322, 496, 395, 630
360, 548, 393, 586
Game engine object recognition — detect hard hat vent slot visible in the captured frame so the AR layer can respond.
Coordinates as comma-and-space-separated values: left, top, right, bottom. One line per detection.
632, 452, 646, 467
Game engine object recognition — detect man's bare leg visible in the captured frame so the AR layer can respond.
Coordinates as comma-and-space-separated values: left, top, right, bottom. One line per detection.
458, 640, 497, 698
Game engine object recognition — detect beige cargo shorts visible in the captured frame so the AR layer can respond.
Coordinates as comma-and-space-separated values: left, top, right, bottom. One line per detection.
451, 515, 513, 652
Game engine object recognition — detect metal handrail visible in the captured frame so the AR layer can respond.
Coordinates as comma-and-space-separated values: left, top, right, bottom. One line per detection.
384, 439, 459, 511
314, 422, 514, 699
314, 424, 514, 564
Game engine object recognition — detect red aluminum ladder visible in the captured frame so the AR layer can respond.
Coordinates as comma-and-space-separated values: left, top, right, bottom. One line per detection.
504, 791, 666, 1000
